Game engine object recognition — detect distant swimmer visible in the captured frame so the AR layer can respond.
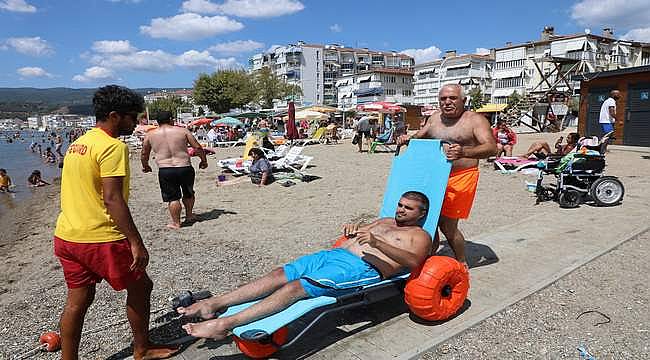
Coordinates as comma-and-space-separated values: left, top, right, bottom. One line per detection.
28, 170, 50, 187
0, 168, 12, 192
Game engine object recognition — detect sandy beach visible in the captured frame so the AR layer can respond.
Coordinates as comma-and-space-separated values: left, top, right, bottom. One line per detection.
1, 129, 648, 359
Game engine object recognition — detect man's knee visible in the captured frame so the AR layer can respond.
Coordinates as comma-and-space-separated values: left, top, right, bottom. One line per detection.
283, 280, 307, 298
438, 217, 460, 238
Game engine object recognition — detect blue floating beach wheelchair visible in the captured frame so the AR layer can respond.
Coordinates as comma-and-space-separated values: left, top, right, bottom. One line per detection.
535, 132, 624, 208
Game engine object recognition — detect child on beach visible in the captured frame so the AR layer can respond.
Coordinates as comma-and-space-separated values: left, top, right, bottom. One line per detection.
0, 168, 12, 192
28, 170, 50, 187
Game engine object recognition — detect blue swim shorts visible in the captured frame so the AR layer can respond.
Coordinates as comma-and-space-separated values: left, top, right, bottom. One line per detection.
283, 248, 382, 297
600, 123, 614, 134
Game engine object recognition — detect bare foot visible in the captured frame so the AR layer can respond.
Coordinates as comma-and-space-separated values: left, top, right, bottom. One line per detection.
133, 344, 179, 360
177, 299, 223, 319
182, 319, 231, 340
166, 223, 181, 230
185, 214, 198, 223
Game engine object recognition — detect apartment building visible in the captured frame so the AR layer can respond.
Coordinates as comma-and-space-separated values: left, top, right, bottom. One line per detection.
413, 51, 494, 107
491, 26, 650, 103
143, 89, 193, 104
336, 68, 415, 109
249, 42, 415, 107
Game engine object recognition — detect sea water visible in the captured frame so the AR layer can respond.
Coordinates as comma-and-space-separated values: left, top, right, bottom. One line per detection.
0, 131, 65, 217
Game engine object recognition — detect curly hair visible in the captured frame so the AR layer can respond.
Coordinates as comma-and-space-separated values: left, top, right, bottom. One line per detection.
93, 85, 144, 122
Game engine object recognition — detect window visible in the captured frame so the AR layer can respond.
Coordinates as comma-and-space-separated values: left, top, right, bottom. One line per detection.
385, 89, 396, 95
372, 55, 384, 63
495, 59, 525, 69
495, 77, 523, 88
402, 89, 412, 96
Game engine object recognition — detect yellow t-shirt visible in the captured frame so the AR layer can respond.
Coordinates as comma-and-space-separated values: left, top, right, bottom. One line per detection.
55, 128, 130, 243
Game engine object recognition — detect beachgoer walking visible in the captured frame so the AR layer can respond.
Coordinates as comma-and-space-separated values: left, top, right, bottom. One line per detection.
397, 84, 496, 268
599, 90, 620, 134
55, 135, 64, 158
53, 85, 177, 360
141, 111, 207, 230
353, 115, 372, 152
0, 168, 12, 192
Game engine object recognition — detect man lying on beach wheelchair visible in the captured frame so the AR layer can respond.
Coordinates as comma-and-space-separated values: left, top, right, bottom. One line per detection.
535, 131, 624, 208
176, 140, 470, 358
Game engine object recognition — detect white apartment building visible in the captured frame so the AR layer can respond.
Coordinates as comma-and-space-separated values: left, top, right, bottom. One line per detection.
336, 68, 415, 109
492, 26, 650, 103
413, 51, 494, 107
143, 89, 193, 104
249, 42, 415, 107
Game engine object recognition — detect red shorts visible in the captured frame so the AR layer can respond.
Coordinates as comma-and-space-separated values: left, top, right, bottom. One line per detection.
54, 236, 143, 290
441, 166, 479, 219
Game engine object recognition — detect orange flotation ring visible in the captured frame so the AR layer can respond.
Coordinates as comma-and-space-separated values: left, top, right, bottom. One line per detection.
234, 327, 289, 359
404, 256, 469, 321
332, 235, 348, 248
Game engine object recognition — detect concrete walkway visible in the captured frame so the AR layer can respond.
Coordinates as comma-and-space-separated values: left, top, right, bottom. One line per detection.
168, 171, 649, 359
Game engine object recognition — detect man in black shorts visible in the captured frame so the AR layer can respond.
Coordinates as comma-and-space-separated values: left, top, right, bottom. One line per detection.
141, 111, 207, 229
354, 115, 372, 152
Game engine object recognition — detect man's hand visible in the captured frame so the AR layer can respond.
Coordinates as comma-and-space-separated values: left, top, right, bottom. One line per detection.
142, 164, 152, 173
199, 160, 208, 169
356, 229, 378, 247
130, 242, 149, 272
342, 223, 360, 237
445, 143, 465, 160
396, 134, 411, 146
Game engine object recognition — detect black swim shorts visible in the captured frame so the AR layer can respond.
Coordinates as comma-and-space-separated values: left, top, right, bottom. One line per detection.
357, 130, 371, 138
158, 166, 195, 202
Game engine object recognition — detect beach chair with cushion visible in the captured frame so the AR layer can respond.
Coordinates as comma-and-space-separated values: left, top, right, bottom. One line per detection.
190, 140, 470, 358
216, 135, 258, 170
368, 127, 396, 154
297, 127, 327, 146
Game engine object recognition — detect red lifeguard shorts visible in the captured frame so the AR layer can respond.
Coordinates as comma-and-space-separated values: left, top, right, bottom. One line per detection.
54, 236, 143, 290
441, 166, 479, 219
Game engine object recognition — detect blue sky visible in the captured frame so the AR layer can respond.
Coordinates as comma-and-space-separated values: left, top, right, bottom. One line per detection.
1, 0, 649, 88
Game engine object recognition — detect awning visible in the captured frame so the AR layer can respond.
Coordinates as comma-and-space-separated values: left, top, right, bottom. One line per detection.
445, 63, 470, 70
354, 87, 383, 96
335, 79, 350, 86
492, 88, 519, 97
493, 68, 523, 79
357, 75, 372, 82
475, 103, 508, 113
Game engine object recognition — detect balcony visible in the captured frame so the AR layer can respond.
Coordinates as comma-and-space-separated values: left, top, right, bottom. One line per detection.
609, 54, 629, 66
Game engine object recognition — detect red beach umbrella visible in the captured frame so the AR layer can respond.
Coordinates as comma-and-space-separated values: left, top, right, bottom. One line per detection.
285, 101, 299, 140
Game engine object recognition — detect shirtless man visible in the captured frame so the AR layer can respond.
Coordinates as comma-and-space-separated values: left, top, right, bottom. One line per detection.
178, 191, 433, 339
398, 84, 496, 267
141, 111, 208, 229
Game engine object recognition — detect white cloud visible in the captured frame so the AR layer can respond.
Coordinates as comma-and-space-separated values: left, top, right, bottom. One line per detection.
90, 48, 241, 73
177, 50, 222, 68
72, 66, 116, 82
208, 40, 263, 54
329, 24, 342, 33
400, 45, 441, 64
621, 27, 650, 42
0, 0, 36, 13
182, 0, 304, 18
475, 47, 490, 55
571, 0, 650, 30
140, 13, 244, 41
4, 37, 53, 56
17, 66, 52, 78
92, 40, 136, 54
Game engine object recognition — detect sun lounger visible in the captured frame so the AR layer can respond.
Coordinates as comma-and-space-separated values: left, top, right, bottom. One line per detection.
212, 140, 454, 357
271, 146, 313, 175
493, 156, 540, 173
297, 127, 326, 146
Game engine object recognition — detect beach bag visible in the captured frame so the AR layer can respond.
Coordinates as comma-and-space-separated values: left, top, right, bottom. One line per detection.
351, 133, 359, 145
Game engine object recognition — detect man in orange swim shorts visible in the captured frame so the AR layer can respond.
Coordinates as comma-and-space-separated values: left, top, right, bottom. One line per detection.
398, 84, 496, 268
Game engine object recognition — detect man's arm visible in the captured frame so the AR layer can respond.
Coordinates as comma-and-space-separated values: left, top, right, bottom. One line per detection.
608, 105, 616, 121
140, 135, 152, 173
186, 130, 208, 169
102, 177, 148, 272
357, 228, 432, 270
397, 122, 431, 146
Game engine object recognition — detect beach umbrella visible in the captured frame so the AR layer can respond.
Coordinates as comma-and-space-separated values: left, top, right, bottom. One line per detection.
285, 101, 299, 140
292, 110, 329, 122
189, 118, 213, 127
211, 117, 244, 127
356, 102, 406, 113
303, 105, 338, 113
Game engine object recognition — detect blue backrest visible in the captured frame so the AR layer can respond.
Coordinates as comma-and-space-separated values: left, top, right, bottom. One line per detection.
379, 140, 451, 235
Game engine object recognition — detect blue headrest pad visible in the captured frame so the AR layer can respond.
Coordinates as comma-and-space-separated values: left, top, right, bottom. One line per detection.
379, 139, 451, 235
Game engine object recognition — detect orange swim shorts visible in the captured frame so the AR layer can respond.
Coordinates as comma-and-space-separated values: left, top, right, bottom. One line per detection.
441, 166, 479, 219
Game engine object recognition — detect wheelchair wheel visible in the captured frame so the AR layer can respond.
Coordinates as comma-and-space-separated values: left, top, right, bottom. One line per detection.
537, 186, 556, 202
590, 176, 624, 206
558, 190, 582, 208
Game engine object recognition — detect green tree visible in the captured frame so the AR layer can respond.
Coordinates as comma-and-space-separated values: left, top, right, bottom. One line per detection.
193, 70, 256, 113
148, 96, 191, 119
506, 91, 522, 108
254, 67, 302, 109
468, 88, 486, 111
